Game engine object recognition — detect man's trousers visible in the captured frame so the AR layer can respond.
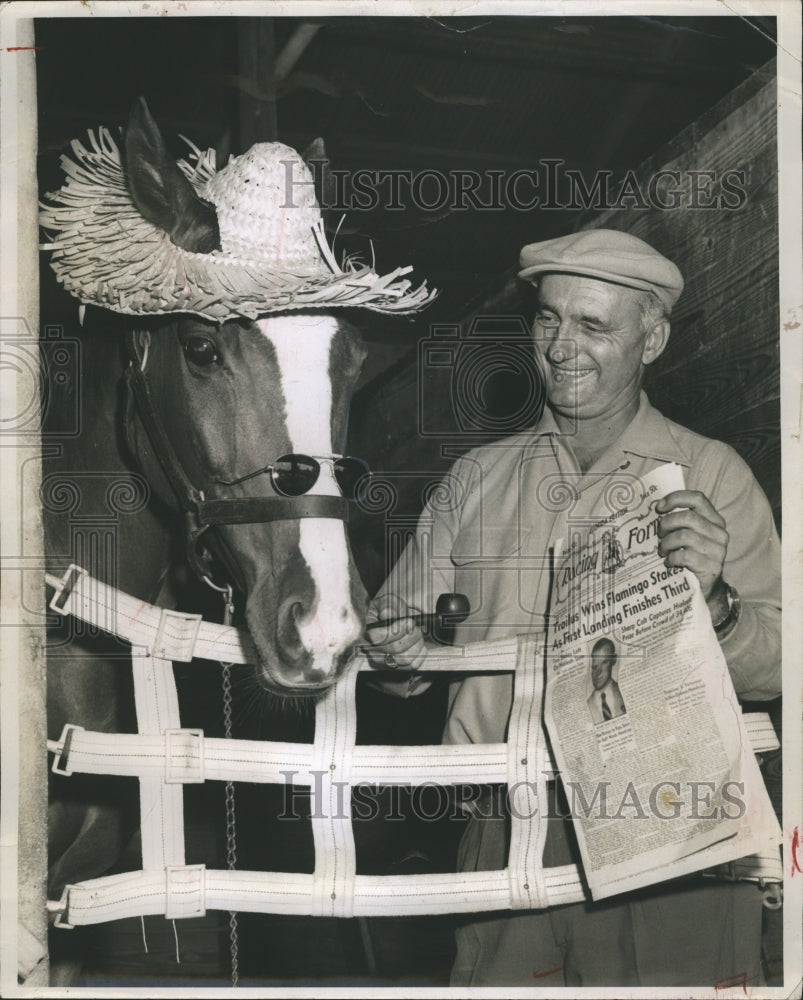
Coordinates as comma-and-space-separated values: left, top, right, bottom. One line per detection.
450, 789, 765, 988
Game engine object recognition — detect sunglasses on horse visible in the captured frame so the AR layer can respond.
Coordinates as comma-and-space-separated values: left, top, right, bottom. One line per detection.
218, 454, 370, 499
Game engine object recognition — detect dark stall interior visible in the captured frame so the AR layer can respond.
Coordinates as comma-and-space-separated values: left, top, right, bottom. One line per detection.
35, 12, 781, 988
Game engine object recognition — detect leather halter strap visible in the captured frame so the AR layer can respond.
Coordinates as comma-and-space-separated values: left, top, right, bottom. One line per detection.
122, 330, 349, 536
197, 494, 347, 525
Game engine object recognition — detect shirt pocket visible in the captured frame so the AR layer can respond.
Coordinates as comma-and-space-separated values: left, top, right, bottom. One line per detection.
451, 524, 531, 565
450, 526, 534, 625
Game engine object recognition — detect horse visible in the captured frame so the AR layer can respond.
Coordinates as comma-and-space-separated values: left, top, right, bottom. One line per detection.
39, 101, 431, 920
42, 305, 371, 888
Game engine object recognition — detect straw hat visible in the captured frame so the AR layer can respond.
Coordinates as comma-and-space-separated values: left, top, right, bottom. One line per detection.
40, 127, 435, 321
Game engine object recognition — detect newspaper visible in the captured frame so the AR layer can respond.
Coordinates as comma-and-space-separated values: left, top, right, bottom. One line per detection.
544, 462, 780, 900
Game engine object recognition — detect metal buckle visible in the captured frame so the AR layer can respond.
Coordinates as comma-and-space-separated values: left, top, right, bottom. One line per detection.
52, 887, 76, 929
50, 723, 83, 777
48, 564, 86, 615
760, 878, 783, 909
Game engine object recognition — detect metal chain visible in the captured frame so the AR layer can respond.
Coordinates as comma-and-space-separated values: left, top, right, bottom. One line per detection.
220, 586, 240, 988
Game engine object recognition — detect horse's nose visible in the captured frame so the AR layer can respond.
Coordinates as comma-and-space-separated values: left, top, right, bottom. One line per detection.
276, 594, 313, 668
276, 592, 363, 674
245, 546, 365, 693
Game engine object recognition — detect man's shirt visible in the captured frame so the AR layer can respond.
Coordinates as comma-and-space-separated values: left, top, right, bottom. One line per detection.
380, 392, 781, 746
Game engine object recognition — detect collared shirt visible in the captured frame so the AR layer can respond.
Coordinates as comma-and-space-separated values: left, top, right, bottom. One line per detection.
380, 392, 781, 745
587, 679, 627, 725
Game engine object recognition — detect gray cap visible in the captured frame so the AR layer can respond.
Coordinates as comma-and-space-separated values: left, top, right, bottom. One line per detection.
519, 229, 684, 312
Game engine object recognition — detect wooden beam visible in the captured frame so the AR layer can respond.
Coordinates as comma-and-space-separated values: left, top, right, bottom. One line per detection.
237, 18, 277, 149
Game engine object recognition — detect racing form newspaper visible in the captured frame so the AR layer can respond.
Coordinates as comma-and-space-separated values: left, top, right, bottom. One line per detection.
544, 462, 780, 900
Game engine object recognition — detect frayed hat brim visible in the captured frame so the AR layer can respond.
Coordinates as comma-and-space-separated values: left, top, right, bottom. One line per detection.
40, 128, 436, 321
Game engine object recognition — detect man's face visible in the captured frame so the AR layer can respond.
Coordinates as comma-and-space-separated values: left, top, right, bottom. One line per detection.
532, 273, 664, 422
591, 648, 615, 690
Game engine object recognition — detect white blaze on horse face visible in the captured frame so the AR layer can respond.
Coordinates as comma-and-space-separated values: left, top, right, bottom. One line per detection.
257, 314, 362, 676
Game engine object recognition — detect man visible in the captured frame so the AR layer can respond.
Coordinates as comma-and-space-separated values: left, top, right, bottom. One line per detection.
586, 638, 626, 724
365, 229, 781, 987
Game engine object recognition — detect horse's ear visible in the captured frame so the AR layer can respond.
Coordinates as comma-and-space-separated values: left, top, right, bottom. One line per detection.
125, 97, 221, 254
302, 137, 335, 211
303, 137, 326, 162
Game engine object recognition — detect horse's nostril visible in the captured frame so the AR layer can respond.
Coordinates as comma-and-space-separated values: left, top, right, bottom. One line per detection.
256, 582, 362, 685
276, 596, 309, 663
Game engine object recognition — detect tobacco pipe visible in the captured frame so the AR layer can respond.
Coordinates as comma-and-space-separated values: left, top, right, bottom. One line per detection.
365, 593, 470, 634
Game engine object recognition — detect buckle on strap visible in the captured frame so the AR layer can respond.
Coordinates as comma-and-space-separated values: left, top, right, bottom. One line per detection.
51, 887, 77, 930
164, 729, 205, 784
48, 564, 86, 615
165, 865, 206, 919
50, 724, 83, 777
152, 608, 203, 662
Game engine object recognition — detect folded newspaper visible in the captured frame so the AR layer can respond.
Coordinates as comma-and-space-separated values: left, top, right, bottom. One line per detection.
544, 462, 780, 900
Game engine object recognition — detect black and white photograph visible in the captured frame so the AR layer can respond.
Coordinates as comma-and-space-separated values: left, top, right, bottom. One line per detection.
0, 2, 800, 996
587, 639, 626, 726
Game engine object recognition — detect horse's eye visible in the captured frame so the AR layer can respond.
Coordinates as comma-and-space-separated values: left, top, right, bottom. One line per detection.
183, 337, 221, 368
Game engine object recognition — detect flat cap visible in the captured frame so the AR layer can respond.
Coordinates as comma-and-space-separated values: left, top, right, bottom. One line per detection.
518, 229, 684, 312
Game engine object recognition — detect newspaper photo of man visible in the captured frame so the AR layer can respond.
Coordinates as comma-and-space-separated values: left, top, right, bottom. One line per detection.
587, 638, 627, 725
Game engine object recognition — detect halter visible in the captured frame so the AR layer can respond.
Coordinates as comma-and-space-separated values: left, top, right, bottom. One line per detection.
122, 329, 349, 586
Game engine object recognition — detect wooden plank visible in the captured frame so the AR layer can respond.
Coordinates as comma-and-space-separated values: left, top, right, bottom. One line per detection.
580, 69, 779, 517
582, 59, 776, 213
646, 333, 779, 426
236, 19, 277, 148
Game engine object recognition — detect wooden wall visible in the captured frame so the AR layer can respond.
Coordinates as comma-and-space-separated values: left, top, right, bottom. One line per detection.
347, 60, 780, 596
585, 60, 780, 528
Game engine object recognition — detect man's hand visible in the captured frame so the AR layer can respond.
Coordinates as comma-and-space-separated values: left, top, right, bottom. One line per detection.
363, 594, 428, 671
656, 490, 729, 608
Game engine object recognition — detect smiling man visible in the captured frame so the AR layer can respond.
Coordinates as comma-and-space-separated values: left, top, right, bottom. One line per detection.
366, 228, 781, 987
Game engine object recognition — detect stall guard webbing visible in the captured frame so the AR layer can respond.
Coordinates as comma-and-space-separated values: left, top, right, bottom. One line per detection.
46, 566, 782, 927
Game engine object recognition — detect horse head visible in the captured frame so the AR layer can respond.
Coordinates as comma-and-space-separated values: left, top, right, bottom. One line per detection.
113, 102, 375, 694
124, 310, 369, 695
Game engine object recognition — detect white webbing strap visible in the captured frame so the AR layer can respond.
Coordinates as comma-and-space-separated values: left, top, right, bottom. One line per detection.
53, 864, 588, 927
703, 850, 784, 885
47, 567, 528, 671
49, 726, 204, 781
47, 716, 780, 786
506, 633, 550, 910
132, 650, 180, 735
53, 840, 782, 927
54, 843, 784, 928
743, 712, 780, 752
417, 635, 522, 671
48, 727, 510, 785
311, 667, 359, 918
132, 653, 185, 870
46, 566, 254, 664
